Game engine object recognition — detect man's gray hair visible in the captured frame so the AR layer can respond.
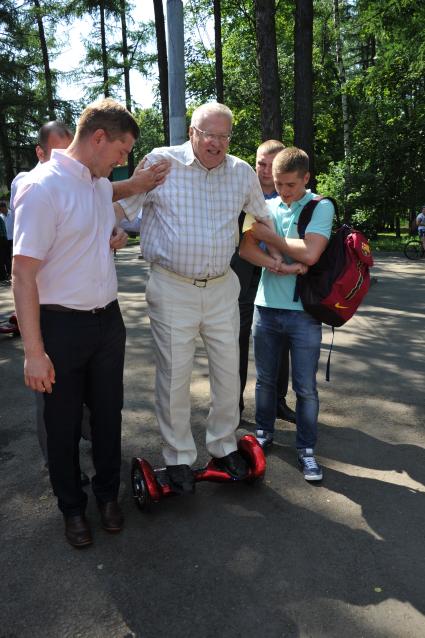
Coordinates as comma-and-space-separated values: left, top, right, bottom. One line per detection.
190, 103, 233, 128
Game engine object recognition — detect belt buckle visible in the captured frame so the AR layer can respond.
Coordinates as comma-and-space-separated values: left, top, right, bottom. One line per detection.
193, 279, 207, 288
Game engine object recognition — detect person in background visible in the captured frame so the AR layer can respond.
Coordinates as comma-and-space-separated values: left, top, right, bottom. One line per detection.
0, 200, 13, 279
416, 205, 425, 249
231, 140, 296, 424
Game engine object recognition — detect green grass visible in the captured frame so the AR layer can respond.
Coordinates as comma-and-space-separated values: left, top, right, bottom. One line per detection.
370, 231, 414, 252
125, 235, 140, 247
371, 234, 405, 252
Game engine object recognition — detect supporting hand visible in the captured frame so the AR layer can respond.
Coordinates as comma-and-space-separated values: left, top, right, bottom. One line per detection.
130, 157, 171, 193
110, 226, 128, 250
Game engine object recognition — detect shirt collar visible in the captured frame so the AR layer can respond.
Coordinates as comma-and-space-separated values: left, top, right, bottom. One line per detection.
279, 189, 313, 211
170, 140, 228, 172
151, 140, 229, 173
50, 149, 95, 182
263, 190, 279, 200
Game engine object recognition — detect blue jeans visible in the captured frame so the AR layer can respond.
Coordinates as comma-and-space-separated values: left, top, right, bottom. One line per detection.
253, 306, 322, 449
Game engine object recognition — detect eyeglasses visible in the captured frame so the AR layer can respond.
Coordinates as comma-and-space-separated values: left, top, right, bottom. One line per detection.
192, 126, 232, 143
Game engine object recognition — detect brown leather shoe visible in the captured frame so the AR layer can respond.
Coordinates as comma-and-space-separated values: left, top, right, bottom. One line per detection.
98, 501, 124, 533
64, 514, 93, 548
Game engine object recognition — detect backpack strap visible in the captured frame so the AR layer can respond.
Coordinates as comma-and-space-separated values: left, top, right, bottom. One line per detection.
325, 327, 335, 382
293, 195, 340, 302
297, 196, 322, 239
293, 197, 322, 302
297, 195, 340, 238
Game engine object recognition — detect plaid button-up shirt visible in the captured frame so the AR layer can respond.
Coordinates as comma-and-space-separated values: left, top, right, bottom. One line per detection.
120, 141, 269, 279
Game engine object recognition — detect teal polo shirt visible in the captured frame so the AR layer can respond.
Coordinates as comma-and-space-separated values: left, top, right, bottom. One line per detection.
255, 190, 335, 311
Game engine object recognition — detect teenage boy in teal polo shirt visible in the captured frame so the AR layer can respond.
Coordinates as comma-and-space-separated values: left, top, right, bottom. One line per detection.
240, 147, 334, 481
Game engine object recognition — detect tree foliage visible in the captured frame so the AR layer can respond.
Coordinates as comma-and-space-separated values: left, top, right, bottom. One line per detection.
1, 0, 425, 235
0, 0, 77, 187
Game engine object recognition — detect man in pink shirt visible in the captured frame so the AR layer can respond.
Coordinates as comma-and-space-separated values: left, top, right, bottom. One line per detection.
11, 120, 169, 479
13, 99, 140, 548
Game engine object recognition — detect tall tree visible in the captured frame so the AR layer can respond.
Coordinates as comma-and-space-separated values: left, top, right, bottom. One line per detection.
0, 109, 15, 189
333, 0, 350, 160
99, 0, 110, 96
294, 0, 314, 186
119, 0, 130, 111
153, 0, 169, 145
32, 0, 56, 119
254, 0, 282, 140
213, 0, 224, 103
118, 0, 134, 173
0, 0, 72, 188
67, 0, 118, 99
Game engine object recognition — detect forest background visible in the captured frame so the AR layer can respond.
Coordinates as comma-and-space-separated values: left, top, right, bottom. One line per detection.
1, 0, 424, 241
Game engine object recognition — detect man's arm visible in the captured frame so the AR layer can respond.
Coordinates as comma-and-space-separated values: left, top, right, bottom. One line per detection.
240, 231, 308, 275
111, 157, 170, 202
12, 255, 55, 393
249, 222, 329, 266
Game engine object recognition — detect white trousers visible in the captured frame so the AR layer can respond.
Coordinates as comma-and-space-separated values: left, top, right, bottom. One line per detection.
145, 267, 241, 466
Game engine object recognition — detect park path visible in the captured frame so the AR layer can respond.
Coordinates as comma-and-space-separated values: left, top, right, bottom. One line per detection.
0, 249, 424, 638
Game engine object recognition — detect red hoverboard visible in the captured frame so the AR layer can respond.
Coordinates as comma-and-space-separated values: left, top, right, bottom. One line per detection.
131, 434, 266, 511
0, 314, 20, 336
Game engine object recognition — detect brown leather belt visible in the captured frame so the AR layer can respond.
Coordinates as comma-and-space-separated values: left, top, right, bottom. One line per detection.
152, 263, 229, 288
40, 300, 117, 314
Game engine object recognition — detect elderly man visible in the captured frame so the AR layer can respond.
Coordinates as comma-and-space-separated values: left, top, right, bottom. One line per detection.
116, 103, 275, 494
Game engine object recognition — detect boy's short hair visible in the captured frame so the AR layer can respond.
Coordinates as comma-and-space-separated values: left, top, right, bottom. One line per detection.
37, 121, 73, 151
0, 200, 7, 209
272, 146, 309, 176
76, 98, 139, 141
256, 140, 285, 156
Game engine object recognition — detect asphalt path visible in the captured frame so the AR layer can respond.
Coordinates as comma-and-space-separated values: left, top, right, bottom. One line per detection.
0, 248, 424, 638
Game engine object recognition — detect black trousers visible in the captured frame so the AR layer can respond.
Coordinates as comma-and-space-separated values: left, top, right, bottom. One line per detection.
0, 238, 9, 279
5, 239, 12, 275
231, 252, 290, 413
40, 301, 126, 516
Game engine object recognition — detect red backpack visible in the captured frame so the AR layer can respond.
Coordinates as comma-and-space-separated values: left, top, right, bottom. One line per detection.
294, 196, 374, 328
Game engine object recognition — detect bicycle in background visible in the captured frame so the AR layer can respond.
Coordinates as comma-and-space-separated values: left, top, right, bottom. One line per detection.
404, 237, 425, 260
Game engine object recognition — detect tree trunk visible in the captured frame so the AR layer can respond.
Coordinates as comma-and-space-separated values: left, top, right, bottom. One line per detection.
214, 0, 224, 103
153, 0, 169, 145
99, 0, 109, 97
333, 0, 350, 159
119, 0, 134, 174
254, 0, 282, 141
0, 110, 15, 187
294, 0, 315, 188
33, 0, 55, 119
395, 214, 400, 238
334, 0, 351, 220
119, 0, 131, 112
